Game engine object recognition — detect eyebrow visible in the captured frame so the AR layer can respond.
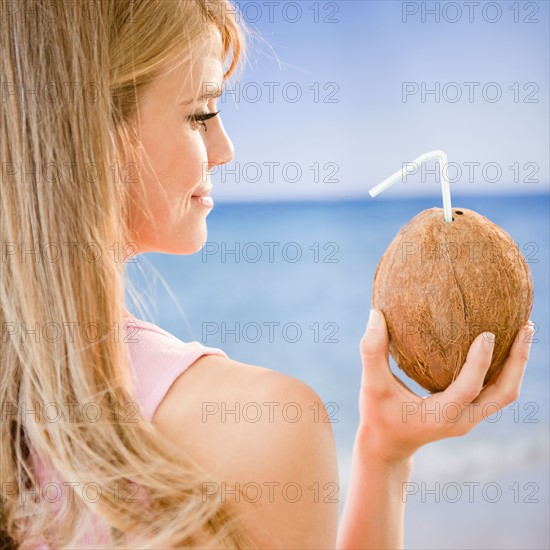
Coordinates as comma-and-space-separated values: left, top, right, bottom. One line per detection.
179, 86, 223, 105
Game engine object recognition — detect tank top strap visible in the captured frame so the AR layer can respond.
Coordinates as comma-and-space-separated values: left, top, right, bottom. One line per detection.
123, 317, 228, 421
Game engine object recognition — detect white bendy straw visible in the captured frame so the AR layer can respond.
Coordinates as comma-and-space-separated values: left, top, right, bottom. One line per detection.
369, 150, 453, 223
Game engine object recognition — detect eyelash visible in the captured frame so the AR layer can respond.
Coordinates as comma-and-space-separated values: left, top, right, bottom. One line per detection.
188, 110, 220, 132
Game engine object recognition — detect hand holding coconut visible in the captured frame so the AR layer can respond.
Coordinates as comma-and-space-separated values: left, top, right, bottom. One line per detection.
357, 308, 535, 464
337, 152, 535, 550
359, 151, 535, 462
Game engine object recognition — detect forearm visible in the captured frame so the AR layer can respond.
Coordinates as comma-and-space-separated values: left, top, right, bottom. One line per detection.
336, 427, 414, 550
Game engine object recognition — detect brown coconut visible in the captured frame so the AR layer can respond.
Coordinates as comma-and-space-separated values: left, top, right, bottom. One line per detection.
372, 207, 534, 393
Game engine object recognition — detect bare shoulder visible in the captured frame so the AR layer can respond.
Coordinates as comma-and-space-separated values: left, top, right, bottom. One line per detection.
152, 354, 339, 548
152, 353, 333, 477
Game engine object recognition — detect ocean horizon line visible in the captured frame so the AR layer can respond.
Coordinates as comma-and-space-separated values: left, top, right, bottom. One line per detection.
212, 190, 550, 207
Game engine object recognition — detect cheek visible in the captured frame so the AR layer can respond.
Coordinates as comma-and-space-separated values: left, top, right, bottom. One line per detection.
129, 123, 208, 242
180, 134, 208, 192
138, 123, 207, 208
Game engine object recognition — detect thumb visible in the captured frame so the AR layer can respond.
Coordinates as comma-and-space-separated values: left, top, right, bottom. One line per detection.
441, 330, 495, 405
360, 308, 391, 382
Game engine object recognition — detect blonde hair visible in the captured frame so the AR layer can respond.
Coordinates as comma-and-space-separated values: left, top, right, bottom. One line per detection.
1, 0, 256, 547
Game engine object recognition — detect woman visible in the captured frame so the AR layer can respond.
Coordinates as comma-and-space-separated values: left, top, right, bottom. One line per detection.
0, 0, 535, 548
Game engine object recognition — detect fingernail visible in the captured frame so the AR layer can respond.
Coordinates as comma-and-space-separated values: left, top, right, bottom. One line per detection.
483, 332, 495, 350
367, 308, 382, 330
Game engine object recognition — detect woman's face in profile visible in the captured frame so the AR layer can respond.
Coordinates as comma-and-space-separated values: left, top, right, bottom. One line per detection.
127, 29, 234, 255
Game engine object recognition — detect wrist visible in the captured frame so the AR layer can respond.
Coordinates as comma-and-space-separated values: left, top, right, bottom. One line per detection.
355, 424, 415, 473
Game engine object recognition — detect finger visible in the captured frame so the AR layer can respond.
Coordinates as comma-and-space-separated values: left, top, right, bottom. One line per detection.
360, 308, 393, 394
438, 331, 495, 408
458, 322, 535, 429
480, 320, 534, 392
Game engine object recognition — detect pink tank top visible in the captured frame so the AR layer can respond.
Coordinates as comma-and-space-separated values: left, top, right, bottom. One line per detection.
29, 317, 228, 549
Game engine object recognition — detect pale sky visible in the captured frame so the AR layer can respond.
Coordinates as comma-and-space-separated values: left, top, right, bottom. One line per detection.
211, 0, 549, 202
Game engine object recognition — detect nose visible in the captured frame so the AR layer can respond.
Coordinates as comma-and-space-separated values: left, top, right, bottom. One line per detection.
205, 116, 234, 169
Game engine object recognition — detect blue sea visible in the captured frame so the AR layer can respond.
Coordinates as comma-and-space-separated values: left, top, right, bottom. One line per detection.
127, 194, 549, 550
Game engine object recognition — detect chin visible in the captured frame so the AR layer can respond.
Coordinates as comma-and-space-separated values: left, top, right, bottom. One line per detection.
132, 220, 208, 255
187, 239, 208, 255
155, 241, 204, 256
169, 225, 208, 255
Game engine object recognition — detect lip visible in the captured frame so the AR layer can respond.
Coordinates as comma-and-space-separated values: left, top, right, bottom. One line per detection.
192, 188, 213, 197
191, 186, 214, 209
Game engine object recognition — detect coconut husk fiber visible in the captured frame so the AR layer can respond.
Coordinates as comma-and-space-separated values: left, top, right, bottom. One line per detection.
372, 207, 534, 393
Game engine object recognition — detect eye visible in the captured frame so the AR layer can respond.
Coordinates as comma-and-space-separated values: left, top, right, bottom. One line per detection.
187, 110, 220, 132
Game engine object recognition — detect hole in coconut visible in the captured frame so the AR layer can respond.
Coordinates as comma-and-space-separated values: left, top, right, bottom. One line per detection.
455, 210, 463, 215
